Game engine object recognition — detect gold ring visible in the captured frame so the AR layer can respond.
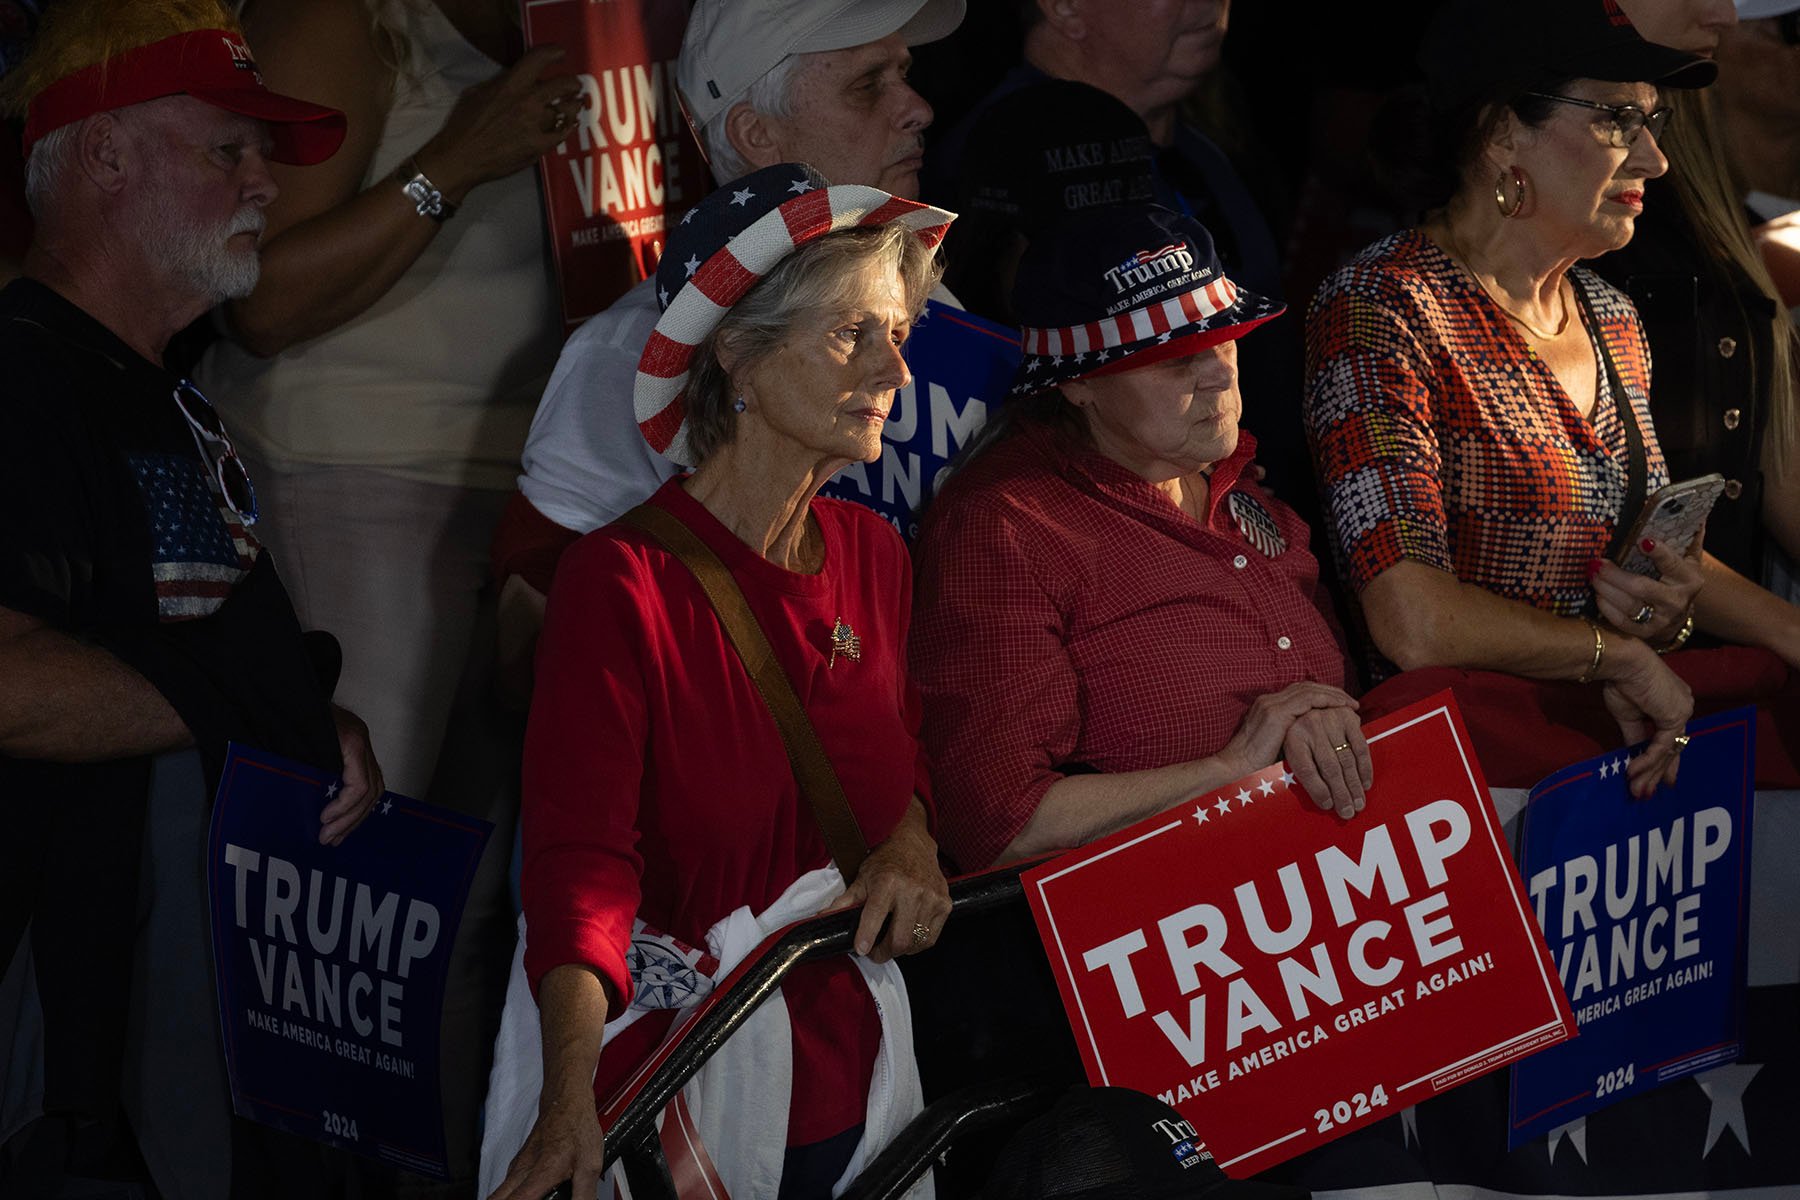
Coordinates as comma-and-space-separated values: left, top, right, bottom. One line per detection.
911, 922, 931, 943
551, 112, 571, 132
1332, 742, 1352, 754
1631, 602, 1656, 625
1671, 734, 1691, 751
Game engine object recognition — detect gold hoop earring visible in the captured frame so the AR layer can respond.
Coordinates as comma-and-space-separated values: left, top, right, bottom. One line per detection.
1495, 167, 1527, 219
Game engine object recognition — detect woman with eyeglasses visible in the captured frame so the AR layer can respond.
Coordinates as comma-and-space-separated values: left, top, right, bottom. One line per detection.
1305, 0, 1800, 798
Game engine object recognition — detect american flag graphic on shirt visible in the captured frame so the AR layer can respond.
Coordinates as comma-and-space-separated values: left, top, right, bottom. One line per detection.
127, 451, 259, 621
1228, 490, 1287, 558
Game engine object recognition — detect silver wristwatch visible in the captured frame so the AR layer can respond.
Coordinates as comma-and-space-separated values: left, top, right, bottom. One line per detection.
395, 157, 456, 222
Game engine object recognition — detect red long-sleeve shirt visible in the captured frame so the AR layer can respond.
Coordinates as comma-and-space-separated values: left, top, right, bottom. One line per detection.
523, 478, 930, 1144
911, 422, 1351, 871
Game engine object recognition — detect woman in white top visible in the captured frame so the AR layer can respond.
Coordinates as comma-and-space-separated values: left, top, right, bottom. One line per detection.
194, 0, 580, 1186
197, 0, 576, 795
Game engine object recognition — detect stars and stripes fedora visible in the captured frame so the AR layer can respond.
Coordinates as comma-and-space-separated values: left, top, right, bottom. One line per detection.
634, 161, 954, 467
1008, 204, 1284, 399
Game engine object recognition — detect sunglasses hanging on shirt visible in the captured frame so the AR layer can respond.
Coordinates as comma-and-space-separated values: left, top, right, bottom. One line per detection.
173, 379, 259, 525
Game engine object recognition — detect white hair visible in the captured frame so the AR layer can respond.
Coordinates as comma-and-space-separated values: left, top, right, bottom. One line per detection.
699, 51, 808, 184
22, 123, 79, 218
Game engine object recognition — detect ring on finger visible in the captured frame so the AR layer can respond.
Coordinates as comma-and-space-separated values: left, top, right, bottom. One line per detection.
1331, 741, 1352, 754
1671, 733, 1691, 752
1631, 602, 1655, 625
911, 922, 931, 944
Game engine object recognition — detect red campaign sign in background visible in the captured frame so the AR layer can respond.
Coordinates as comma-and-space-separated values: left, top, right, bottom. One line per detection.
521, 0, 708, 330
1024, 693, 1577, 1177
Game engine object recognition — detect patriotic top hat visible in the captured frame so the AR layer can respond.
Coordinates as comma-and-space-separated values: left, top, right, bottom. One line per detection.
635, 162, 955, 467
1008, 204, 1284, 399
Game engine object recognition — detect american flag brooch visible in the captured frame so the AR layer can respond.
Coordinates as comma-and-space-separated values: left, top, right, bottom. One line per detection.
829, 617, 861, 668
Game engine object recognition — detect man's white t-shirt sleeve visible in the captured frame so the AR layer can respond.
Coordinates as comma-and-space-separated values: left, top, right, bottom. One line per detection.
517, 278, 677, 535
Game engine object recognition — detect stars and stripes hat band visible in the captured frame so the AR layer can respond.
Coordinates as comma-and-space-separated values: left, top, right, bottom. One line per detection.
1008, 204, 1285, 399
635, 161, 954, 467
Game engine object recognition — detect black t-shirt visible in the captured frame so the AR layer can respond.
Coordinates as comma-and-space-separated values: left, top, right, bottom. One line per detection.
0, 276, 338, 1128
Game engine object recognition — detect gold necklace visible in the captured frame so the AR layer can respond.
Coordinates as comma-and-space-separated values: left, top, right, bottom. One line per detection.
1439, 230, 1571, 340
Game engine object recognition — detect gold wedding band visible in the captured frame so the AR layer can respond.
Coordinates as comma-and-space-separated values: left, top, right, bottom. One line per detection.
1671, 734, 1691, 751
911, 922, 931, 943
1332, 742, 1352, 754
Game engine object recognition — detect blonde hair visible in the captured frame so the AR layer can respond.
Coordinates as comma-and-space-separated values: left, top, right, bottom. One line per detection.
0, 0, 243, 117
1665, 88, 1799, 459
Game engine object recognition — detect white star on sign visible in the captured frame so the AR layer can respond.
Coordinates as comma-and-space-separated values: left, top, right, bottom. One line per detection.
730, 187, 755, 206
788, 177, 814, 194
1235, 787, 1252, 806
1546, 1115, 1589, 1164
1698, 1063, 1762, 1157
1280, 769, 1295, 788
1257, 777, 1276, 797
684, 254, 700, 277
1191, 804, 1210, 826
324, 781, 341, 799
1213, 795, 1231, 815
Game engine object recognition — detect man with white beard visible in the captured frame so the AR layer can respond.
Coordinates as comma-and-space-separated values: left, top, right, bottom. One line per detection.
0, 3, 389, 1194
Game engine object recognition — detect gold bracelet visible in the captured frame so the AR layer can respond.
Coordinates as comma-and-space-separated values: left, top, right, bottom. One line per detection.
1576, 618, 1605, 684
1656, 608, 1696, 655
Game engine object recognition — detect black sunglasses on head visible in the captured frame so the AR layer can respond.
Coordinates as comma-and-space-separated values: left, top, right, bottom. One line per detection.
173, 380, 258, 525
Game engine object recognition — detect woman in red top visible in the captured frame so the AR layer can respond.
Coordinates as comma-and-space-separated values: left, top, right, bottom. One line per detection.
912, 204, 1371, 874
490, 164, 955, 1200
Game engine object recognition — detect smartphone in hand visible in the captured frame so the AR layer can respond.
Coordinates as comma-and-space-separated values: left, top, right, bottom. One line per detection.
1614, 474, 1725, 578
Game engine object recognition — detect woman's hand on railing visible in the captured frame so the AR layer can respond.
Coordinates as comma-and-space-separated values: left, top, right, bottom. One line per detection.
1598, 638, 1694, 798
823, 799, 952, 963
487, 1084, 605, 1200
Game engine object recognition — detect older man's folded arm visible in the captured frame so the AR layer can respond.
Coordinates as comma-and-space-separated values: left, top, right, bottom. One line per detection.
0, 606, 191, 762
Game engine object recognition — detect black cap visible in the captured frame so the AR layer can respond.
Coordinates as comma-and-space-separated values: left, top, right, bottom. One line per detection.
958, 81, 1159, 233
1008, 204, 1283, 399
1420, 0, 1716, 113
979, 1087, 1310, 1200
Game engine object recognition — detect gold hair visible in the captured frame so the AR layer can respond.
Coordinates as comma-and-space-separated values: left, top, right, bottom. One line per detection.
1664, 88, 1798, 460
0, 0, 243, 117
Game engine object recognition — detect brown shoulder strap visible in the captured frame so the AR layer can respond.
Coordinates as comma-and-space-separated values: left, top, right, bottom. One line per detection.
618, 503, 870, 882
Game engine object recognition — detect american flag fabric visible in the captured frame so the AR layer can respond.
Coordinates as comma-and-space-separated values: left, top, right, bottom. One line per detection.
634, 162, 953, 468
127, 450, 259, 621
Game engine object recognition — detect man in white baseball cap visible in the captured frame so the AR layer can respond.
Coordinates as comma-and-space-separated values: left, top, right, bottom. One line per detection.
679, 0, 962, 195
489, 0, 965, 703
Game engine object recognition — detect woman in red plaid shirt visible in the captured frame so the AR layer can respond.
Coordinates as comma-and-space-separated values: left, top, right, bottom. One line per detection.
912, 205, 1370, 873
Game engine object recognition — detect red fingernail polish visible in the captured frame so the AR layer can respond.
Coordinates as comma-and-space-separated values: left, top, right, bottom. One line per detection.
1585, 558, 1603, 579
1641, 538, 1656, 552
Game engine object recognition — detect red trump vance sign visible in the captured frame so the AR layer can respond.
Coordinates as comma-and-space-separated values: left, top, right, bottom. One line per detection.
1024, 693, 1577, 1175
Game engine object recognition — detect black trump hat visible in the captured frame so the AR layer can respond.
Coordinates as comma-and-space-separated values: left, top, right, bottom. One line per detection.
1421, 0, 1716, 113
979, 1087, 1310, 1200
1008, 204, 1283, 399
